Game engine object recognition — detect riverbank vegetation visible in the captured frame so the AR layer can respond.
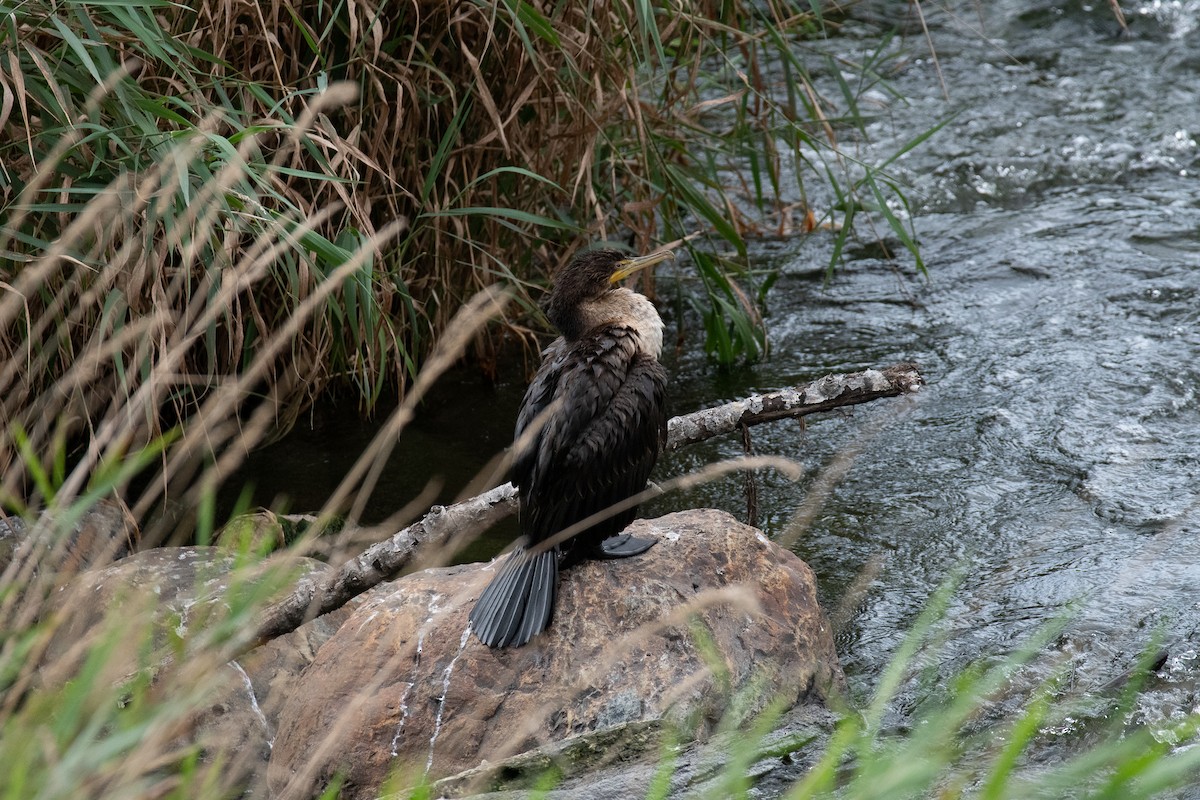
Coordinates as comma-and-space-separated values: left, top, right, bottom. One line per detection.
8, 0, 1196, 797
1, 0, 927, 501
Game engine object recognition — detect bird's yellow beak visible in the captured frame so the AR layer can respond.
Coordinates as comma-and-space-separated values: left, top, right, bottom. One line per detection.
609, 250, 675, 284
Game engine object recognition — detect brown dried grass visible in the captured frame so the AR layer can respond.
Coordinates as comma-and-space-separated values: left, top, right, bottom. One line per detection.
1, 0, 838, 504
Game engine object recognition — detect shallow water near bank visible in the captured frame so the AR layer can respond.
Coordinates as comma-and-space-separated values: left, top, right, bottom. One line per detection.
224, 0, 1200, 786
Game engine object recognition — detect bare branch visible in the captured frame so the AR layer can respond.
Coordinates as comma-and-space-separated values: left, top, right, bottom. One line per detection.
251, 482, 517, 646
666, 362, 923, 451
249, 362, 923, 648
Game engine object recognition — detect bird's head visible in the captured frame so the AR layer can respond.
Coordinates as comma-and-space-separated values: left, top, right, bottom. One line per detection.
546, 248, 674, 339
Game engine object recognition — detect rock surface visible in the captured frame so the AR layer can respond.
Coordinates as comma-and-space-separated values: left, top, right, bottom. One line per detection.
1, 498, 137, 578
433, 702, 837, 799
44, 546, 354, 793
267, 509, 844, 799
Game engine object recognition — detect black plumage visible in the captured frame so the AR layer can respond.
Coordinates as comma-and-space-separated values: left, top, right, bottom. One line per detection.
469, 248, 672, 648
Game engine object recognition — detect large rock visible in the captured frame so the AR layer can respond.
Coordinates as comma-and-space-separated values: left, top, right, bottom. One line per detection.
43, 545, 355, 795
268, 509, 843, 799
1, 498, 137, 578
431, 703, 838, 799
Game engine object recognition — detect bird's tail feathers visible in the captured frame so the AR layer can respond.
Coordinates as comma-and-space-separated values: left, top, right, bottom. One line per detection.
469, 546, 558, 648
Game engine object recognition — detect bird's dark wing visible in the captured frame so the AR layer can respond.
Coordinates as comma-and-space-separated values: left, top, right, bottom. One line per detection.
473, 327, 665, 648
509, 339, 570, 493
514, 326, 668, 557
559, 349, 667, 558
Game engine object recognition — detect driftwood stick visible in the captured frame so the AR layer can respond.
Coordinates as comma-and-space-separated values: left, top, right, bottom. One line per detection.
250, 362, 923, 646
665, 362, 923, 450
252, 482, 518, 645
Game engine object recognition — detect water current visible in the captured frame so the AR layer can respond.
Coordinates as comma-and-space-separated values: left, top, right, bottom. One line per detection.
778, 0, 1200, 750
224, 0, 1200, 784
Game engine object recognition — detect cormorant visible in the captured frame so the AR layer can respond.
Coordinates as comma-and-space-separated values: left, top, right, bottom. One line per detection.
469, 248, 673, 648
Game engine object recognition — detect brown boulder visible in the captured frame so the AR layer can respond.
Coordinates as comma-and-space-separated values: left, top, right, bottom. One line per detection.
1, 498, 137, 579
44, 546, 355, 794
268, 509, 843, 799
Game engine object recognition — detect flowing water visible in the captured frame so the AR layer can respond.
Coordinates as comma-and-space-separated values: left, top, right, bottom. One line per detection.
773, 0, 1200, 747
224, 0, 1200, 782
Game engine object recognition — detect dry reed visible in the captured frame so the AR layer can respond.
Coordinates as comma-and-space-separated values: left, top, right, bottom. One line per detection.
2, 0, 854, 493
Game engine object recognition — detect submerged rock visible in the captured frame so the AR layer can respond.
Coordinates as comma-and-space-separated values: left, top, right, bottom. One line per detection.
267, 509, 844, 799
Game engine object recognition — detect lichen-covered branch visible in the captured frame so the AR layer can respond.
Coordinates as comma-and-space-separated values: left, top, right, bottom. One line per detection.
251, 482, 518, 645
250, 362, 923, 647
666, 362, 924, 451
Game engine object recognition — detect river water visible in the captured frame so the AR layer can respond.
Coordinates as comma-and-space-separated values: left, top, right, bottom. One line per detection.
779, 0, 1200, 749
224, 0, 1200, 785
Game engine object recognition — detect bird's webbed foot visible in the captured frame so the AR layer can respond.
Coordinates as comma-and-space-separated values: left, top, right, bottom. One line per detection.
592, 533, 657, 559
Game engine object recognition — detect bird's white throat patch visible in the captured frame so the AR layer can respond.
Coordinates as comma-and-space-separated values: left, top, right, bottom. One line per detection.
582, 288, 664, 358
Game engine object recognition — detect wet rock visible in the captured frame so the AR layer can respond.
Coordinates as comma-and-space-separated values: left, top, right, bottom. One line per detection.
0, 512, 21, 575
267, 509, 844, 799
214, 509, 333, 554
43, 547, 354, 791
0, 498, 137, 578
215, 510, 289, 552
432, 703, 837, 799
